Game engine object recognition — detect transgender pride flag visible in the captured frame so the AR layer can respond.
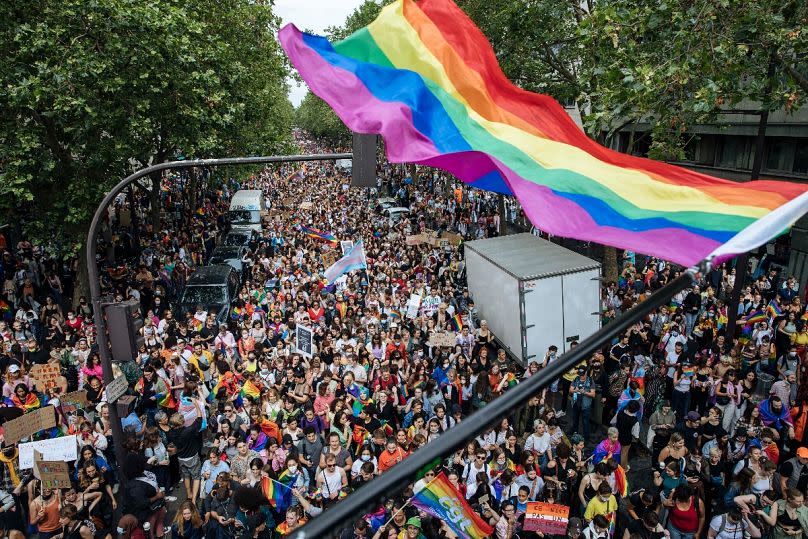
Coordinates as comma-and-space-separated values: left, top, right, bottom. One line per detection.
324, 240, 367, 284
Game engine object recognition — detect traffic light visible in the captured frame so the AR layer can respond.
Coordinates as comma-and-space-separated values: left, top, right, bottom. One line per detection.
103, 299, 144, 362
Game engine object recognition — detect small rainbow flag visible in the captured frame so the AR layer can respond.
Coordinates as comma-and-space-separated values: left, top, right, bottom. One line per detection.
504, 372, 518, 388
767, 299, 783, 318
196, 207, 205, 216
450, 313, 463, 331
231, 307, 243, 320
240, 380, 261, 400
298, 225, 338, 245
0, 300, 10, 314
744, 309, 767, 326
411, 472, 494, 539
681, 366, 695, 377
156, 392, 176, 409
260, 476, 293, 512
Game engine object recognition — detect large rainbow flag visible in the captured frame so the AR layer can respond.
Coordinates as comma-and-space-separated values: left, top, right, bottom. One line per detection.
279, 0, 808, 267
411, 472, 493, 539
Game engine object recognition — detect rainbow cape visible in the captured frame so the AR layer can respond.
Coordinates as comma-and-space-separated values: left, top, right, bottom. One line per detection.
279, 0, 808, 267
298, 225, 338, 245
239, 379, 261, 400
411, 472, 493, 539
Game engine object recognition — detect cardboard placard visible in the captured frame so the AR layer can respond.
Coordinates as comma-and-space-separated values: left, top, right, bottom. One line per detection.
423, 229, 437, 238
33, 450, 72, 490
405, 234, 425, 246
428, 331, 457, 348
105, 375, 129, 403
428, 236, 450, 248
29, 363, 61, 390
300, 201, 313, 210
523, 503, 570, 534
60, 390, 89, 413
322, 250, 338, 269
340, 240, 354, 255
19, 435, 78, 470
441, 232, 463, 246
295, 325, 314, 359
283, 197, 294, 206
3, 406, 57, 445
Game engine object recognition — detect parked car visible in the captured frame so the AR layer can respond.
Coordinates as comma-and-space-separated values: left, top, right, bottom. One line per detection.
177, 265, 240, 327
223, 227, 253, 246
383, 206, 410, 224
208, 246, 248, 281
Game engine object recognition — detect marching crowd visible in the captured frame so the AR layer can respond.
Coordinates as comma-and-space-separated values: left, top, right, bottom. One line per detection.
0, 136, 806, 539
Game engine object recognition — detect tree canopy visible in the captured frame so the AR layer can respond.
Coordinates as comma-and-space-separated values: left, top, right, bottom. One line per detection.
0, 0, 293, 254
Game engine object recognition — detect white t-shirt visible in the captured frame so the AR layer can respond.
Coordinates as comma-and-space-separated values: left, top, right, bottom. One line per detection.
524, 432, 551, 456
709, 515, 747, 539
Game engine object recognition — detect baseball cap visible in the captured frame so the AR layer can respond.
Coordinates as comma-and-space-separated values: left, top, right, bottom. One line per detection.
686, 411, 700, 421
7, 364, 20, 373
797, 447, 808, 458
406, 517, 421, 529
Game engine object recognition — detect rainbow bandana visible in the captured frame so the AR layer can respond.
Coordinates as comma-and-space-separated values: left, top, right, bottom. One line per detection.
279, 0, 808, 266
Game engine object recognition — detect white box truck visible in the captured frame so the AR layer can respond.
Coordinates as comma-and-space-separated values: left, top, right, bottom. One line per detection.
465, 234, 601, 365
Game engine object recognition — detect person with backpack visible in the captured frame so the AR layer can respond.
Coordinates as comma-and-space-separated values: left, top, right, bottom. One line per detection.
665, 485, 704, 539
707, 506, 762, 539
758, 487, 808, 539
777, 446, 808, 495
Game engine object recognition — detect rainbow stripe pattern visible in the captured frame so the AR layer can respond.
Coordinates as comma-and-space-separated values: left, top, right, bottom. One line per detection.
239, 379, 261, 400
298, 225, 338, 245
411, 472, 494, 539
279, 0, 808, 267
260, 475, 294, 512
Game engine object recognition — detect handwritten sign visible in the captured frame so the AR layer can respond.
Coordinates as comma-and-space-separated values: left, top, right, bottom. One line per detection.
30, 363, 61, 389
428, 331, 457, 348
300, 201, 313, 210
441, 232, 463, 246
33, 450, 72, 490
60, 390, 89, 413
340, 240, 354, 255
19, 435, 78, 469
405, 234, 425, 246
322, 250, 338, 269
405, 294, 422, 319
523, 503, 570, 534
3, 406, 56, 445
105, 375, 129, 403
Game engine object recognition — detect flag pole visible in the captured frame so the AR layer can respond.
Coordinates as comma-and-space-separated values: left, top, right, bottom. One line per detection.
379, 472, 440, 529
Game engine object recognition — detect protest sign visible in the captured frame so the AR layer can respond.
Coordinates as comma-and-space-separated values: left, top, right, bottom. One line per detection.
29, 363, 61, 389
523, 503, 569, 534
340, 240, 354, 255
405, 294, 422, 319
19, 435, 78, 469
105, 375, 129, 403
300, 201, 313, 210
3, 406, 56, 445
296, 325, 314, 359
322, 250, 338, 269
33, 450, 72, 490
405, 234, 425, 246
441, 232, 463, 246
60, 390, 89, 413
421, 296, 442, 317
428, 331, 457, 348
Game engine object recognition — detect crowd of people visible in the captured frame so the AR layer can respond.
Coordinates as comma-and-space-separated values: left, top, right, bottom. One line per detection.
0, 135, 806, 539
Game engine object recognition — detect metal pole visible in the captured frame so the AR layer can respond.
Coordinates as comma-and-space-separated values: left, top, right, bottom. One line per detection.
292, 266, 703, 538
86, 153, 351, 475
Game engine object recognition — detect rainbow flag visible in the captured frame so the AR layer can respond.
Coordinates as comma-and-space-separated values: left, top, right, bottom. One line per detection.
156, 392, 176, 409
614, 464, 629, 497
767, 300, 783, 318
260, 476, 294, 512
504, 372, 518, 388
744, 309, 767, 326
411, 472, 493, 539
0, 300, 10, 314
240, 380, 261, 400
298, 225, 338, 245
681, 366, 696, 377
278, 0, 808, 267
450, 313, 463, 331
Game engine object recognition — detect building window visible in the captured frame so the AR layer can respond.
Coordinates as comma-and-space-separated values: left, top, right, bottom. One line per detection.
794, 141, 808, 175
717, 136, 752, 170
765, 138, 796, 172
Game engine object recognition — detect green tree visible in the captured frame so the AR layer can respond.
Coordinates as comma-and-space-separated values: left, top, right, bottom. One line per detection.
1, 0, 292, 300
294, 92, 350, 145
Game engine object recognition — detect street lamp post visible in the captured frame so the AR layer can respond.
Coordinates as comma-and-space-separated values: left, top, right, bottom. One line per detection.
86, 153, 351, 475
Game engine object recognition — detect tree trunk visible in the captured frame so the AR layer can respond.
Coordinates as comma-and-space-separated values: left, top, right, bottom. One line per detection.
73, 243, 91, 310
603, 245, 618, 284
149, 171, 161, 231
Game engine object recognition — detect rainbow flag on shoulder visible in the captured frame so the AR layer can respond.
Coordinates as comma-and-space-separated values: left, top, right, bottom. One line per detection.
411, 472, 493, 539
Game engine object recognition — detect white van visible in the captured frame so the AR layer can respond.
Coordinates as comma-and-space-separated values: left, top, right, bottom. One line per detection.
228, 190, 264, 233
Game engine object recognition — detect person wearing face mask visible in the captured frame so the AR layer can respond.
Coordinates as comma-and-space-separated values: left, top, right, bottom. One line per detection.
350, 445, 378, 479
